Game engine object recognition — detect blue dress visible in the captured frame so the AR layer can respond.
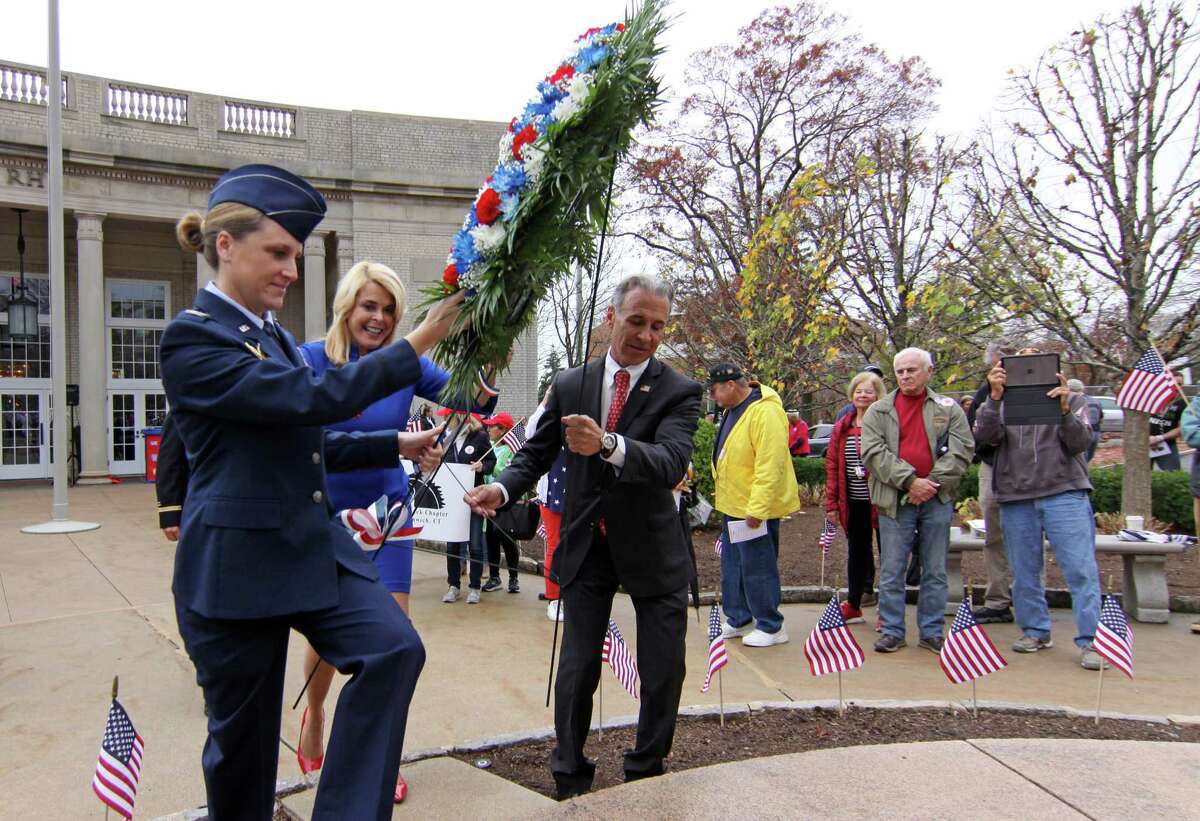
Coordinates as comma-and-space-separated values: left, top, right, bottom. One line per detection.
300, 340, 495, 592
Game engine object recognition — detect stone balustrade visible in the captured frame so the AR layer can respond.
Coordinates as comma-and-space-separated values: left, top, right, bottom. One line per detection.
0, 60, 67, 107
107, 82, 188, 126
223, 100, 295, 138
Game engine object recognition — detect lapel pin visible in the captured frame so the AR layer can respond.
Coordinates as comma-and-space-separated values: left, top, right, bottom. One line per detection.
239, 324, 251, 333
639, 385, 652, 392
243, 341, 267, 360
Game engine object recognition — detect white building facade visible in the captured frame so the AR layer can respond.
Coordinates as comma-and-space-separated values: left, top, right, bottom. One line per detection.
0, 60, 537, 482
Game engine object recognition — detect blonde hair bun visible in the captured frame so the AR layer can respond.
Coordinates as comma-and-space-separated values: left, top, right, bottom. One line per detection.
176, 212, 206, 254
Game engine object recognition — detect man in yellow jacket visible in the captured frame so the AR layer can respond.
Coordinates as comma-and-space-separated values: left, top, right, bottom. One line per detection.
709, 363, 800, 647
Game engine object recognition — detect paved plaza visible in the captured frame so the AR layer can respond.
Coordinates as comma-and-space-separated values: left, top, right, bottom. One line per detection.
1, 483, 1197, 820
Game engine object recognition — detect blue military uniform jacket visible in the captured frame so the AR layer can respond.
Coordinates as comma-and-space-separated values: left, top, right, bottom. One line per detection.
160, 287, 424, 620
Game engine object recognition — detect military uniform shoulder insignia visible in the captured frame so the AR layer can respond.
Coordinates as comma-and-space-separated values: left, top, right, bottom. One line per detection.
936, 396, 955, 407
184, 308, 210, 319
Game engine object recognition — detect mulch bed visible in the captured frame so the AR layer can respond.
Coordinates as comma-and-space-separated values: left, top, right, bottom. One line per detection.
519, 504, 1200, 597
453, 707, 1200, 799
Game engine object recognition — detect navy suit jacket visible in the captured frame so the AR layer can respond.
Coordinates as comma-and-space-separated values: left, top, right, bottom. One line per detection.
160, 287, 423, 620
495, 356, 702, 597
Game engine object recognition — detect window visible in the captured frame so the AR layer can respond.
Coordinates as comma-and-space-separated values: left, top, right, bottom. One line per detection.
0, 275, 51, 379
106, 280, 169, 385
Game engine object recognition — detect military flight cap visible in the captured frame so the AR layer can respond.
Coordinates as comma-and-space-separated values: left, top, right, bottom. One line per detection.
706, 362, 744, 387
208, 164, 326, 243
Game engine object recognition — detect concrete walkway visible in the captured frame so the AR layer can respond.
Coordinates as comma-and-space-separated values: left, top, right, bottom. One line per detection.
0, 483, 1196, 820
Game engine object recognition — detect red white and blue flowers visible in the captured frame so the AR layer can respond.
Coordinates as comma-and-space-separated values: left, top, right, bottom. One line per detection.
441, 22, 626, 292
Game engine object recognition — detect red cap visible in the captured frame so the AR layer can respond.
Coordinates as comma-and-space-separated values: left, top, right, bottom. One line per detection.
436, 408, 483, 421
483, 412, 515, 428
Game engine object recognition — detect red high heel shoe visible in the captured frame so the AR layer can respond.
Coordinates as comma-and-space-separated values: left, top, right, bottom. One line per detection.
394, 772, 408, 803
296, 707, 324, 774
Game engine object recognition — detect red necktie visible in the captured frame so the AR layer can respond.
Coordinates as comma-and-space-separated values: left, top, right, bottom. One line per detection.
599, 369, 629, 536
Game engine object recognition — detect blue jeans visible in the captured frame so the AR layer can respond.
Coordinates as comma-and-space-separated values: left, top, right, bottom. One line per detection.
720, 517, 783, 634
878, 497, 951, 640
999, 490, 1100, 647
445, 514, 486, 590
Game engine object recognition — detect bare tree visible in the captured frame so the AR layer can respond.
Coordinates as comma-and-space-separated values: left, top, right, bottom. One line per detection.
624, 1, 937, 384
962, 2, 1200, 516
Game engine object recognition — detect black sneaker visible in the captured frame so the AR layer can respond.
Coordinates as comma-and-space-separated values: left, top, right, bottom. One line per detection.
972, 606, 1014, 624
874, 634, 906, 653
508, 577, 520, 594
918, 636, 944, 653
481, 578, 503, 593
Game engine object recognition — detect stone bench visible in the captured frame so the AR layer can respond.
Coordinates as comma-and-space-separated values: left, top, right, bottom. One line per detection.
946, 533, 1191, 623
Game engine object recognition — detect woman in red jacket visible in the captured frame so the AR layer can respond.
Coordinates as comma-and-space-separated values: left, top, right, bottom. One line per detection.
825, 370, 886, 623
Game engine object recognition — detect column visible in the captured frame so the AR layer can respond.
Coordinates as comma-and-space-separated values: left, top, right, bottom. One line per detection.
75, 212, 109, 484
196, 252, 215, 292
303, 232, 328, 341
336, 234, 354, 279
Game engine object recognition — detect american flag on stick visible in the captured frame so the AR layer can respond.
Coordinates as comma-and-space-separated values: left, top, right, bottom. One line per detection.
714, 535, 723, 557
803, 597, 865, 676
1115, 348, 1180, 414
601, 619, 639, 699
404, 412, 424, 433
1093, 594, 1134, 679
501, 419, 527, 453
702, 603, 729, 693
818, 520, 837, 556
536, 518, 548, 541
92, 699, 144, 820
939, 598, 1008, 684
338, 493, 423, 549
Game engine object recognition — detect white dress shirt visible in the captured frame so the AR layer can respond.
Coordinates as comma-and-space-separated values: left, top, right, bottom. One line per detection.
203, 280, 276, 330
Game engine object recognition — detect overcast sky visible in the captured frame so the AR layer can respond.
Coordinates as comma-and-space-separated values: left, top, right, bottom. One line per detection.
2, 0, 1134, 138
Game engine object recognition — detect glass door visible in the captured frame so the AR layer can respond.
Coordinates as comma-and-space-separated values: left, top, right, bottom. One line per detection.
107, 389, 167, 476
0, 390, 50, 479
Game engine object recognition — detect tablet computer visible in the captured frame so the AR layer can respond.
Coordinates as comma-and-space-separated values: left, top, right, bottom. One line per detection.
1001, 353, 1061, 425
1002, 353, 1059, 386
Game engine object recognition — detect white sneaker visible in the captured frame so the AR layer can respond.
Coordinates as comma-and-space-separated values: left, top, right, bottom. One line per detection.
547, 600, 565, 622
441, 586, 459, 604
467, 588, 481, 604
721, 622, 753, 640
743, 627, 789, 647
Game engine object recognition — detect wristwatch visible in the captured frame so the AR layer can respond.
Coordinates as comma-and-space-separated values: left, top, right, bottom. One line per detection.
600, 432, 618, 459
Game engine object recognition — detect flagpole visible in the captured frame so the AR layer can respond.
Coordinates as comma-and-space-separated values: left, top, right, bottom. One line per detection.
1094, 663, 1105, 725
598, 675, 603, 740
819, 551, 826, 591
105, 675, 117, 820
718, 668, 725, 728
971, 678, 978, 719
837, 670, 844, 717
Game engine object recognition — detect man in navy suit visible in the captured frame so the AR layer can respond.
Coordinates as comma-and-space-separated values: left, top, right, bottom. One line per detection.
162, 164, 461, 820
466, 274, 702, 798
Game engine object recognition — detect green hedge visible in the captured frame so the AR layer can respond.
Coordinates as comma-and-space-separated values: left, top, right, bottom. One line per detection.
692, 420, 717, 502
1087, 466, 1194, 531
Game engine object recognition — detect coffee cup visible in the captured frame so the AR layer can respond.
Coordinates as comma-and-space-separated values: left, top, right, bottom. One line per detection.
1125, 515, 1144, 531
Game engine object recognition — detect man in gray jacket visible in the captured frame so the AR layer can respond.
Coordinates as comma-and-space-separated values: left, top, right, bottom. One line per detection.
973, 360, 1104, 670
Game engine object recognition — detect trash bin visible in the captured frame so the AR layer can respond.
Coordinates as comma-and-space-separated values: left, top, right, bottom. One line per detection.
142, 426, 163, 483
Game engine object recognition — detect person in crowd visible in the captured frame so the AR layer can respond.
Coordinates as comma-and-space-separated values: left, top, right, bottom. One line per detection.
528, 387, 570, 621
861, 348, 974, 654
1150, 373, 1187, 471
1067, 379, 1103, 463
440, 410, 495, 604
1181, 390, 1200, 635
836, 364, 886, 421
787, 410, 811, 457
708, 363, 800, 647
481, 412, 522, 593
163, 163, 459, 820
294, 260, 497, 803
959, 395, 974, 415
966, 341, 1018, 624
825, 370, 886, 624
974, 358, 1106, 668
155, 412, 187, 543
466, 274, 701, 798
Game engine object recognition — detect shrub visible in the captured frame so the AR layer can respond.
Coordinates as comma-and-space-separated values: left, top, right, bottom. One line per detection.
792, 456, 826, 488
691, 419, 717, 502
956, 464, 980, 502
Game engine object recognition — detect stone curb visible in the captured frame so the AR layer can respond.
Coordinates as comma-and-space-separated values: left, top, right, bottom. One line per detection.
152, 699, 1195, 819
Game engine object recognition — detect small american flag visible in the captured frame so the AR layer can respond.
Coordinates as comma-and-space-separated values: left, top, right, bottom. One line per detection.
714, 536, 723, 557
601, 619, 639, 699
338, 493, 422, 549
501, 420, 527, 453
536, 518, 548, 540
819, 520, 837, 556
702, 603, 728, 693
1115, 348, 1180, 414
803, 597, 865, 676
404, 412, 424, 433
939, 598, 1007, 684
92, 699, 144, 820
1093, 594, 1134, 679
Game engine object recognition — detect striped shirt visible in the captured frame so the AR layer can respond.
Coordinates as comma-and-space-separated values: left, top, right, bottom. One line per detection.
844, 429, 869, 500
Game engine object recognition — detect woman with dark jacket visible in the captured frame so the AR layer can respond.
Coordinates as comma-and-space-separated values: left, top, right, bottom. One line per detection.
825, 370, 886, 624
439, 410, 496, 604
